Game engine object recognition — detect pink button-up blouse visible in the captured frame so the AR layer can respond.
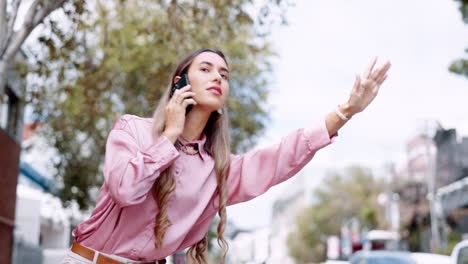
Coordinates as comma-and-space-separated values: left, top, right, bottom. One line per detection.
73, 114, 335, 261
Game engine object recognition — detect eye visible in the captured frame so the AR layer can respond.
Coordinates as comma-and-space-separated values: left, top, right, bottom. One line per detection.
201, 68, 209, 72
221, 74, 229, 80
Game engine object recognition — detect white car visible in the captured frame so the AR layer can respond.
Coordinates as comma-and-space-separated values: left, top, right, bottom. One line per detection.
349, 250, 450, 264
410, 252, 450, 264
451, 239, 468, 264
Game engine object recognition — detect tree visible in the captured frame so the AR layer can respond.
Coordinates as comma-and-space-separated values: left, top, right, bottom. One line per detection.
0, 0, 84, 96
23, 0, 292, 209
449, 0, 468, 78
287, 166, 387, 263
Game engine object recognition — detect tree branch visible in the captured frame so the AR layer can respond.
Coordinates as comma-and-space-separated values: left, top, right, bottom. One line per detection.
7, 0, 22, 41
1, 0, 22, 58
2, 25, 32, 63
2, 0, 41, 62
2, 0, 43, 62
3, 0, 66, 63
32, 0, 67, 27
0, 0, 7, 54
22, 0, 42, 28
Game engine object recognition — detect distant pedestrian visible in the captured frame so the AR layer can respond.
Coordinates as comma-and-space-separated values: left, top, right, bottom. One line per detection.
62, 48, 391, 264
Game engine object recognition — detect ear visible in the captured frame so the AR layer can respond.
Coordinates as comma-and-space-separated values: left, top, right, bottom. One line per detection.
173, 76, 181, 84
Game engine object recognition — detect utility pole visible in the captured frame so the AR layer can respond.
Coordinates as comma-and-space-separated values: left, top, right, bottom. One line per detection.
425, 120, 440, 252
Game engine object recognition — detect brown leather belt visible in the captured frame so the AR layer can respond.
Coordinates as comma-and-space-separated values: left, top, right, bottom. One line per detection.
71, 242, 165, 264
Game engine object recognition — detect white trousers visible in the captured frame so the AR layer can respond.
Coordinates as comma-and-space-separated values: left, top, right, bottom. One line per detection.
61, 250, 93, 264
60, 248, 157, 264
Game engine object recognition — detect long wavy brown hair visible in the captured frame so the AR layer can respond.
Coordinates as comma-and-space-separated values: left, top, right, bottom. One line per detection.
151, 49, 230, 263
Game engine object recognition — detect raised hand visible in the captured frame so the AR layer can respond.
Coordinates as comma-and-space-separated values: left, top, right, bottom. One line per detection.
346, 57, 391, 115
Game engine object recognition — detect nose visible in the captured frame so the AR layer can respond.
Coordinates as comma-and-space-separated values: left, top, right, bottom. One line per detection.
213, 71, 222, 84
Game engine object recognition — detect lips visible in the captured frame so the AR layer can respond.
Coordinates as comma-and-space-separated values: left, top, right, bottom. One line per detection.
207, 86, 222, 95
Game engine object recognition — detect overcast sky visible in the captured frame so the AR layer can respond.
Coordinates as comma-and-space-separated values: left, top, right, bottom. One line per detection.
227, 0, 468, 230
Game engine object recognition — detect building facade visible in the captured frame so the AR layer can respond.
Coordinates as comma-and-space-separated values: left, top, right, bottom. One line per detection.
434, 127, 468, 235
388, 134, 436, 252
0, 55, 24, 264
390, 126, 468, 252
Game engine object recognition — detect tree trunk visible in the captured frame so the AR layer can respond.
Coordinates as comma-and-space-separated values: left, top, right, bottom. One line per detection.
0, 60, 7, 99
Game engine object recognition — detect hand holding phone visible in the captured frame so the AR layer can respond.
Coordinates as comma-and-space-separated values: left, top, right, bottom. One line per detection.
170, 74, 193, 114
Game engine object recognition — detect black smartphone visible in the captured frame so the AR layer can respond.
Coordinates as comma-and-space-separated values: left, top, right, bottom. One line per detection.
170, 74, 192, 114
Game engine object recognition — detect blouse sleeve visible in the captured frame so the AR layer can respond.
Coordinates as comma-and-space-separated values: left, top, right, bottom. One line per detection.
226, 119, 336, 206
103, 115, 180, 207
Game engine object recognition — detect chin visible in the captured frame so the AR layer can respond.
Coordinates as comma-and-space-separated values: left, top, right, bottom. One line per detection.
198, 100, 224, 112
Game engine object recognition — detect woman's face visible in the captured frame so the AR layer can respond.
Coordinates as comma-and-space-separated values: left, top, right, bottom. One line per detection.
181, 52, 230, 112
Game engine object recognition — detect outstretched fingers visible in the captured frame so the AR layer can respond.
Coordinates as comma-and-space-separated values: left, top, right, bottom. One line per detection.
371, 60, 391, 83
363, 56, 378, 79
376, 73, 388, 86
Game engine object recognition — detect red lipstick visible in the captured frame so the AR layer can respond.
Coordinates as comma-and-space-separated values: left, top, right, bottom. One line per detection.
207, 86, 222, 95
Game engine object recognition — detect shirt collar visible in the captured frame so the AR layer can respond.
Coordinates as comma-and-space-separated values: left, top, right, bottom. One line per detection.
178, 134, 209, 160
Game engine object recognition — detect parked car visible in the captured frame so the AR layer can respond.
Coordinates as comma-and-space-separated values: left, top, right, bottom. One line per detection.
364, 230, 400, 251
349, 250, 450, 264
410, 252, 450, 264
350, 251, 415, 264
451, 239, 468, 264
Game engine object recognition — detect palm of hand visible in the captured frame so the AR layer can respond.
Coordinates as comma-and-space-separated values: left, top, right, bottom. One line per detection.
348, 57, 392, 114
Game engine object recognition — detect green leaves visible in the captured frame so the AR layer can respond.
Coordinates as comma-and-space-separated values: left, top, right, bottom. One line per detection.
287, 166, 386, 263
449, 58, 468, 78
454, 0, 468, 23
450, 0, 468, 79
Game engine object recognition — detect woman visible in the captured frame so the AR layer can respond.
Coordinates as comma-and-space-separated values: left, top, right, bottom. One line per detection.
62, 48, 391, 264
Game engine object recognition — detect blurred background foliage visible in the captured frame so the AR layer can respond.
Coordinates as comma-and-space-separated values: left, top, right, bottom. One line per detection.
449, 0, 468, 78
287, 166, 387, 263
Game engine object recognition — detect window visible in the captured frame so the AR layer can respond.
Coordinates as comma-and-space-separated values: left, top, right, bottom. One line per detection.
458, 247, 468, 264
0, 86, 21, 139
0, 93, 8, 129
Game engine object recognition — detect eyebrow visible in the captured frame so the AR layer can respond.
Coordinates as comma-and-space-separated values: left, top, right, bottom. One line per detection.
199, 61, 229, 74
